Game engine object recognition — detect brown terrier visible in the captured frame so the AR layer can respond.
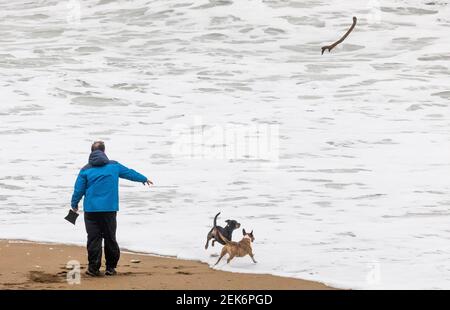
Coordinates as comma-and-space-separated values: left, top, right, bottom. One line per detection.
215, 229, 257, 265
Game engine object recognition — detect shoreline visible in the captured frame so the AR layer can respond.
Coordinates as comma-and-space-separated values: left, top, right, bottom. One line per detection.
0, 239, 335, 290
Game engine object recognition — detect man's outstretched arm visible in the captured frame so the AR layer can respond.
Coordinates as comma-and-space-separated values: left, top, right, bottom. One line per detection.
71, 172, 87, 210
118, 163, 153, 186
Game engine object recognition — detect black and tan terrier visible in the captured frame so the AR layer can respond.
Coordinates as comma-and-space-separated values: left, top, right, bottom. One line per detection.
205, 212, 240, 249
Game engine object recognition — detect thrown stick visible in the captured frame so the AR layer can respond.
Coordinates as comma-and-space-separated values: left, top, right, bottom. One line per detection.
321, 16, 357, 55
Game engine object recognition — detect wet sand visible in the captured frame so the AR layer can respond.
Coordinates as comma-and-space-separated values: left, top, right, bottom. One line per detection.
0, 240, 333, 290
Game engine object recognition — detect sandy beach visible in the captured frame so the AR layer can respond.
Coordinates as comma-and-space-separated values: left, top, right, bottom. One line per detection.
0, 240, 333, 290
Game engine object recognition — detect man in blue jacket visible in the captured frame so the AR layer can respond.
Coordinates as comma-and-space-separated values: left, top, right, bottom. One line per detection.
71, 141, 152, 276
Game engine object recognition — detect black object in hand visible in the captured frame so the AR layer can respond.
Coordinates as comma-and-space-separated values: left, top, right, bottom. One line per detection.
65, 209, 79, 225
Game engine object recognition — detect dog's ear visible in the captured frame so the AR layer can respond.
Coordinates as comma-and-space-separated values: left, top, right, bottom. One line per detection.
250, 230, 253, 235
225, 220, 230, 224
243, 228, 246, 235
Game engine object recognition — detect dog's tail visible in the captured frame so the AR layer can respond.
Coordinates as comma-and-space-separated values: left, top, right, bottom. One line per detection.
213, 212, 220, 228
217, 230, 232, 245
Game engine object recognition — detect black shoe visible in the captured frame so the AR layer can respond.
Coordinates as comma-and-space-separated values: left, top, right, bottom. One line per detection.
85, 269, 101, 277
105, 268, 117, 276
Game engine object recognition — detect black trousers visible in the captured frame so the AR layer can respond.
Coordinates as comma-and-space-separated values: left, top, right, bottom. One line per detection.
84, 211, 120, 271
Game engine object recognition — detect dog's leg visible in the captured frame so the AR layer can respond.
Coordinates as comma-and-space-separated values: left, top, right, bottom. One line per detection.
249, 253, 257, 264
227, 254, 235, 264
205, 230, 213, 250
215, 248, 227, 265
212, 239, 216, 247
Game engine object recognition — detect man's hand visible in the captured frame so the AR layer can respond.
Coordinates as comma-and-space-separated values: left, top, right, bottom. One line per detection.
143, 179, 153, 187
71, 207, 79, 213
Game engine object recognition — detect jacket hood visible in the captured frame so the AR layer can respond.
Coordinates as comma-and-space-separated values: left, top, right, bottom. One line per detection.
88, 150, 110, 167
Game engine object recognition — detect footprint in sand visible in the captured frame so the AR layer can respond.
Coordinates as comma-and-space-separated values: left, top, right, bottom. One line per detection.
28, 271, 62, 284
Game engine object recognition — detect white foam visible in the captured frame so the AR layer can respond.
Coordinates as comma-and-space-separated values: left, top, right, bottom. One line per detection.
1, 0, 450, 289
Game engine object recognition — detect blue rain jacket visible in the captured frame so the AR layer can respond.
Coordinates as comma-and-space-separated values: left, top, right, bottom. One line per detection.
71, 150, 147, 212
